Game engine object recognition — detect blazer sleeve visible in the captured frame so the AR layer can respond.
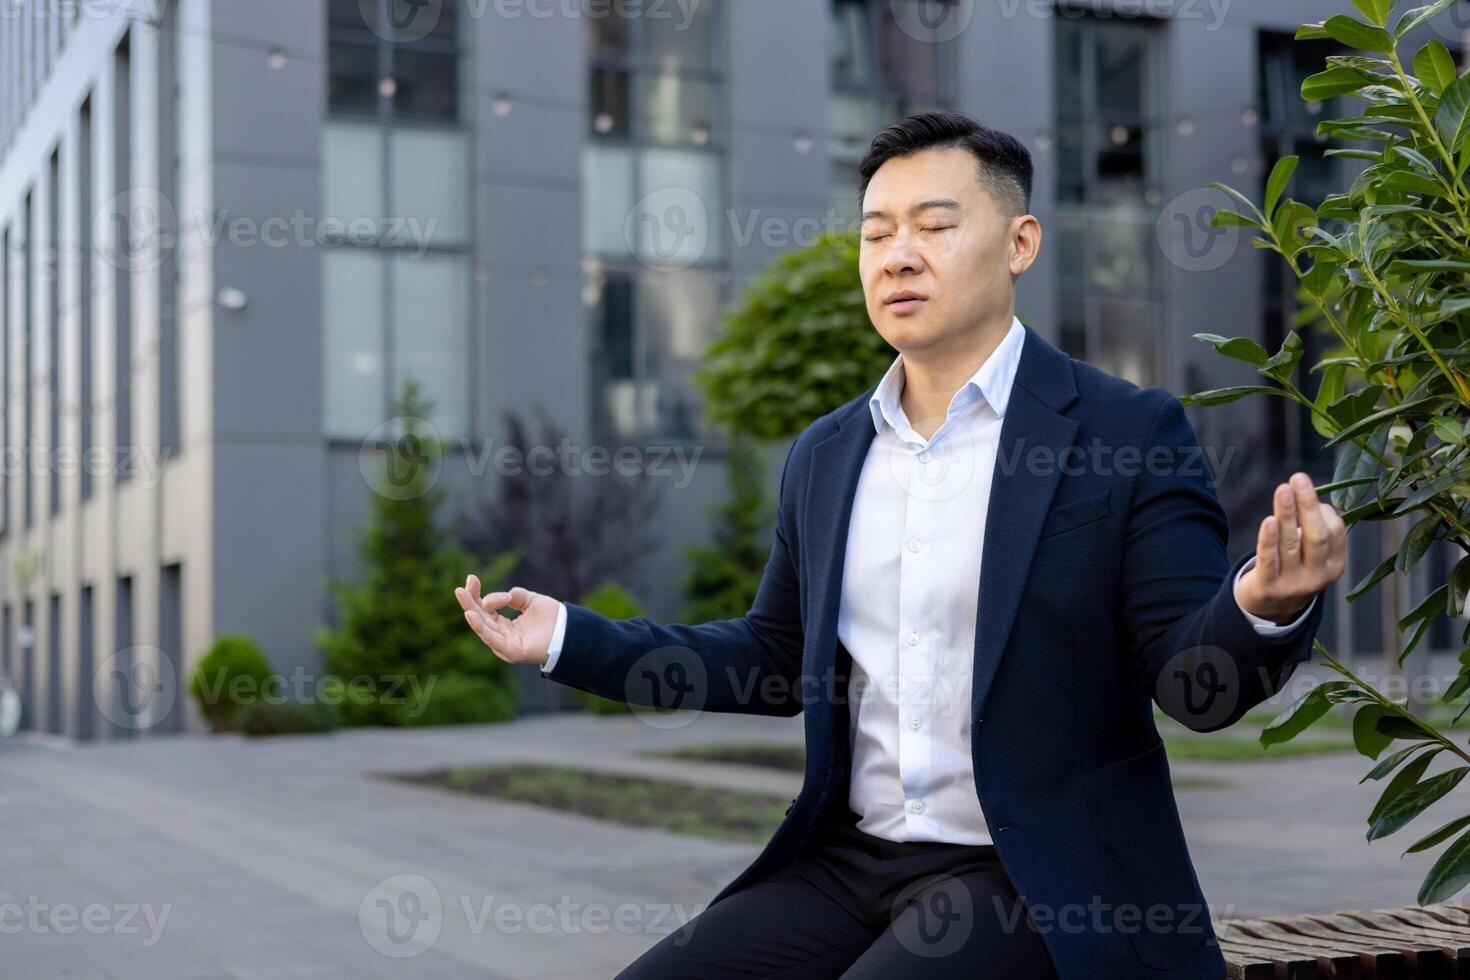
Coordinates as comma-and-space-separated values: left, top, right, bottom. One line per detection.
1120, 392, 1325, 733
541, 437, 807, 717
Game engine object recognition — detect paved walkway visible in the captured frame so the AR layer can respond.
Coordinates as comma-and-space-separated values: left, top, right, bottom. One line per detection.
0, 688, 1454, 979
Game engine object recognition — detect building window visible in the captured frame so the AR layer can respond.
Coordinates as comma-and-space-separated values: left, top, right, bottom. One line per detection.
1259, 33, 1346, 468
1054, 13, 1163, 388
323, 0, 469, 439
79, 96, 94, 500
114, 33, 132, 482
22, 191, 33, 527
828, 0, 956, 223
584, 0, 728, 441
47, 148, 59, 517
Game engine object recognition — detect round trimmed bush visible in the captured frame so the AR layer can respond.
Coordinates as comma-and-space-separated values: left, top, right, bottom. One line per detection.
189, 635, 278, 732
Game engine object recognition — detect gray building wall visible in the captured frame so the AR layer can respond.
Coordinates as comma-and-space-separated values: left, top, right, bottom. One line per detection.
2, 0, 1464, 734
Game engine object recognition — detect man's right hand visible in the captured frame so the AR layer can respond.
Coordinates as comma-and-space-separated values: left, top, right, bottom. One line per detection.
454, 575, 560, 667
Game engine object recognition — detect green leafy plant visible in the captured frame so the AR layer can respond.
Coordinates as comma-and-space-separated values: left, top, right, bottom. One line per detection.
315, 379, 520, 727
189, 634, 278, 732
394, 673, 519, 727
1183, 0, 1470, 904
235, 697, 341, 737
680, 434, 771, 623
695, 231, 895, 440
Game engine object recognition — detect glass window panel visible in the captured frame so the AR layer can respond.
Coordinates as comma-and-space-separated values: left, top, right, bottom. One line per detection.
1059, 297, 1087, 361
582, 143, 635, 256
1095, 24, 1148, 118
322, 122, 384, 239
328, 41, 380, 114
637, 148, 724, 265
599, 274, 634, 379
329, 0, 377, 35
1055, 208, 1085, 290
1096, 297, 1155, 388
590, 67, 631, 138
830, 161, 861, 228
392, 49, 458, 120
388, 127, 467, 246
829, 92, 884, 165
586, 1, 632, 61
638, 268, 720, 438
1087, 209, 1154, 292
640, 71, 719, 146
643, 0, 718, 73
324, 249, 386, 436
829, 0, 872, 91
1055, 18, 1084, 117
391, 253, 468, 437
878, 0, 942, 103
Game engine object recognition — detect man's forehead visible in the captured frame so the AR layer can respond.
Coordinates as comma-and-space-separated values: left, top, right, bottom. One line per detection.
859, 196, 964, 223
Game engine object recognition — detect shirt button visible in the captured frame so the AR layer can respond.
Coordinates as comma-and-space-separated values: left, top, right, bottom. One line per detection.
906, 631, 919, 646
908, 717, 921, 730
910, 800, 925, 814
907, 539, 921, 553
917, 450, 932, 463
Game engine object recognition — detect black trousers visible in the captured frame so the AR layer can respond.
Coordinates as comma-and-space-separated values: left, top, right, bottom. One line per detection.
615, 805, 1059, 978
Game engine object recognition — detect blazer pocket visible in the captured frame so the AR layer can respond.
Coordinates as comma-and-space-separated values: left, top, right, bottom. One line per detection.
1039, 489, 1111, 538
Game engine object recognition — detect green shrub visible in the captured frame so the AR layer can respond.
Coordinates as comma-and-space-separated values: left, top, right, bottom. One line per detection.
571, 583, 645, 716
235, 698, 341, 738
394, 673, 518, 727
315, 379, 521, 727
189, 634, 278, 732
680, 435, 770, 623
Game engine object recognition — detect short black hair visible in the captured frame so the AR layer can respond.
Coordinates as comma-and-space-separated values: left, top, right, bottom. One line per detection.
857, 110, 1033, 216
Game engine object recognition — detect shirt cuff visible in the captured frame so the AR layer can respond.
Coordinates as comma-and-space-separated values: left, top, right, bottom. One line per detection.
540, 601, 568, 675
1233, 556, 1316, 636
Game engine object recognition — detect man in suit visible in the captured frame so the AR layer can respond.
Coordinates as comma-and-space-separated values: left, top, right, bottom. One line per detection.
454, 110, 1345, 978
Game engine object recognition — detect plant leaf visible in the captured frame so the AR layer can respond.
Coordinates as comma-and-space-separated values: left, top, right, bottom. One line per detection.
1261, 681, 1351, 748
1179, 386, 1289, 407
1414, 39, 1459, 95
1397, 0, 1460, 37
1406, 814, 1470, 854
1353, 704, 1395, 759
1368, 766, 1469, 840
1322, 14, 1396, 51
1420, 826, 1470, 904
1437, 72, 1470, 163
1265, 156, 1300, 218
1192, 333, 1269, 366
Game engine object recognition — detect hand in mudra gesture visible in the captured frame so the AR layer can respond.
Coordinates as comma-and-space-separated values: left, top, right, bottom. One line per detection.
1236, 472, 1347, 625
454, 575, 560, 667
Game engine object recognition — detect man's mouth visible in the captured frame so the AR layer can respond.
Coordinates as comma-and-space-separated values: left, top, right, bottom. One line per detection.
885, 292, 928, 314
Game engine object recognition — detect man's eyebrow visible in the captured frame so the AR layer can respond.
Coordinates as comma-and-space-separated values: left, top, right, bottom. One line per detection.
859, 198, 963, 223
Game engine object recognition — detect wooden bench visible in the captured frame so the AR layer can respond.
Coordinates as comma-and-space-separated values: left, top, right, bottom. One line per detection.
1219, 903, 1470, 979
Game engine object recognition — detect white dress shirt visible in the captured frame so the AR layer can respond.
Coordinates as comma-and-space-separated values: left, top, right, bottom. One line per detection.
541, 316, 1312, 844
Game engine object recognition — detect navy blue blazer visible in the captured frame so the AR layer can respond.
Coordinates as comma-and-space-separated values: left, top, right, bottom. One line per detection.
545, 325, 1323, 978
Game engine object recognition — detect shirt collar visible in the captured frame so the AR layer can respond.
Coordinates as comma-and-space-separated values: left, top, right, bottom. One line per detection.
868, 315, 1027, 435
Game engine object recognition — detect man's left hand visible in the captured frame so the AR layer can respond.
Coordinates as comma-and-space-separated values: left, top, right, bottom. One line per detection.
1237, 472, 1347, 625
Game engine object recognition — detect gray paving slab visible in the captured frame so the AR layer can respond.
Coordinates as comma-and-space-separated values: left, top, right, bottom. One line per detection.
0, 669, 1460, 977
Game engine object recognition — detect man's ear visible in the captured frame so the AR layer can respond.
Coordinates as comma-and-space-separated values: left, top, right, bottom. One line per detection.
1009, 214, 1042, 277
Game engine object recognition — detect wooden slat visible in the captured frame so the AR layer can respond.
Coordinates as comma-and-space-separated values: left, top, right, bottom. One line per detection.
1220, 904, 1470, 980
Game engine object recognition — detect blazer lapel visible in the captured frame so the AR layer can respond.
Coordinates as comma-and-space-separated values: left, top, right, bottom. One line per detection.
970, 327, 1080, 728
804, 396, 878, 683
